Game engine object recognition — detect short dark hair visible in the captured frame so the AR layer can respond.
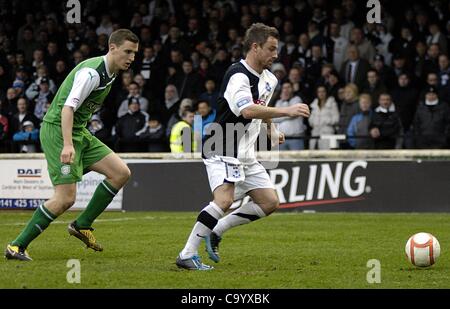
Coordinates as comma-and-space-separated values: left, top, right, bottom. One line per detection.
181, 108, 194, 118
197, 100, 210, 107
243, 23, 279, 54
109, 29, 139, 47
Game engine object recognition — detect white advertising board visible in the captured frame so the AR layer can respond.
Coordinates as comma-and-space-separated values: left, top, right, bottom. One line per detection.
0, 160, 122, 210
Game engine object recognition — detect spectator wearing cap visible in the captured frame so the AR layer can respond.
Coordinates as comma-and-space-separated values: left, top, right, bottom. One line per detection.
413, 85, 450, 149
114, 97, 149, 152
117, 81, 149, 118
362, 69, 388, 108
328, 21, 348, 73
273, 82, 306, 150
137, 114, 167, 152
308, 85, 339, 150
12, 79, 25, 97
12, 120, 39, 153
369, 93, 401, 149
10, 97, 40, 137
25, 65, 57, 101
31, 77, 53, 121
11, 66, 29, 96
420, 72, 447, 102
340, 45, 370, 91
88, 114, 111, 146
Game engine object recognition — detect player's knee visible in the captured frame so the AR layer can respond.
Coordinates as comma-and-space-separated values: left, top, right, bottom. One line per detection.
116, 165, 131, 185
265, 196, 280, 213
123, 165, 132, 181
60, 194, 76, 209
214, 197, 234, 209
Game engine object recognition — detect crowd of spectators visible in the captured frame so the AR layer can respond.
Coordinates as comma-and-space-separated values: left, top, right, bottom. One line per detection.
0, 0, 450, 153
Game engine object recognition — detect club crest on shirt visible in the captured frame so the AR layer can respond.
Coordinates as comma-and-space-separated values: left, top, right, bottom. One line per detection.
85, 100, 101, 112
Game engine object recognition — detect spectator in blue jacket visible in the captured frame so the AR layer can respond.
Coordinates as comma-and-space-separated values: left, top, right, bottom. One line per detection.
347, 94, 374, 149
13, 120, 39, 153
195, 100, 216, 139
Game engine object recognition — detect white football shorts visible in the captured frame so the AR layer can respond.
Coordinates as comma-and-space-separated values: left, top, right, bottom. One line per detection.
203, 155, 274, 200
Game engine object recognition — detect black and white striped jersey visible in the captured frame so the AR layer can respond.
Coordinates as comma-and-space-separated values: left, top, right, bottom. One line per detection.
203, 59, 278, 163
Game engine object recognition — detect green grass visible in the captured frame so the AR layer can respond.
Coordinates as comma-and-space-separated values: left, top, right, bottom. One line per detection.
0, 211, 449, 288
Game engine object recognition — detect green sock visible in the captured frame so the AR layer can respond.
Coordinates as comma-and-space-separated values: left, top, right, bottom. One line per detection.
11, 204, 57, 248
75, 179, 118, 229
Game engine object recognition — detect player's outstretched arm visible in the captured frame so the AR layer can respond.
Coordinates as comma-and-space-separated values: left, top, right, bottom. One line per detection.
241, 103, 310, 120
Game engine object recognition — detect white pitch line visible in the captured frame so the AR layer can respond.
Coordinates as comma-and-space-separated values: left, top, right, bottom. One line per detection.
0, 212, 310, 227
0, 215, 194, 227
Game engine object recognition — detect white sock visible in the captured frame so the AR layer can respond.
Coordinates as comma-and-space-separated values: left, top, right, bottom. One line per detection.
180, 202, 224, 259
212, 201, 266, 236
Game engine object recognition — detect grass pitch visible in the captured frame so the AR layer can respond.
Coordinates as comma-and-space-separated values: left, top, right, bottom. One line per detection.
0, 211, 449, 288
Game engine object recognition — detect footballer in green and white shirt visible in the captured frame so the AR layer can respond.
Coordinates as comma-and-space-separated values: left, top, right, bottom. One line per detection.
5, 29, 139, 261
